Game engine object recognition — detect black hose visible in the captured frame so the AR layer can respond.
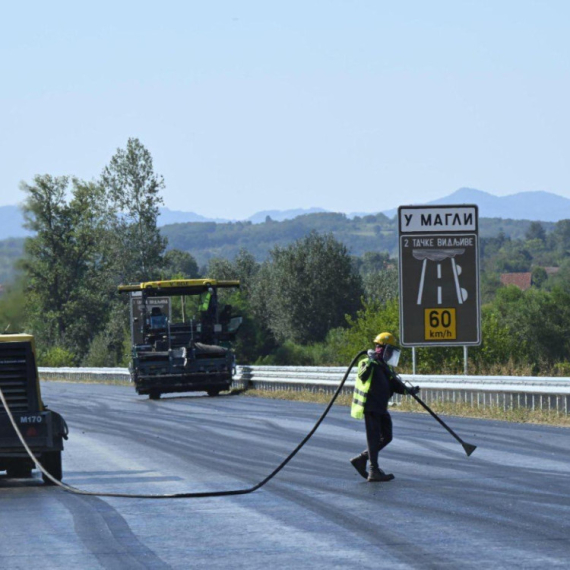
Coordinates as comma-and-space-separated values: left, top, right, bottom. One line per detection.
0, 350, 367, 499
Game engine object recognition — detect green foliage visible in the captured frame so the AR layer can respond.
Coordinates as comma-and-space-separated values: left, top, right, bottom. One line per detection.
484, 240, 533, 273
162, 215, 556, 267
362, 268, 398, 305
479, 218, 555, 240
329, 299, 400, 364
20, 176, 112, 355
162, 212, 399, 266
546, 259, 570, 293
551, 219, 570, 253
83, 316, 130, 368
163, 249, 199, 279
0, 238, 25, 284
525, 221, 546, 242
205, 249, 277, 363
229, 292, 277, 363
259, 232, 363, 344
0, 277, 27, 333
531, 266, 548, 288
469, 307, 521, 368
480, 271, 502, 303
19, 139, 166, 366
101, 137, 167, 282
255, 340, 340, 366
38, 346, 76, 367
354, 251, 391, 275
476, 285, 570, 371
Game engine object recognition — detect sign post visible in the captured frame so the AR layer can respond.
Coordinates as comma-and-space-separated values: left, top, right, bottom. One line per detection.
398, 205, 481, 349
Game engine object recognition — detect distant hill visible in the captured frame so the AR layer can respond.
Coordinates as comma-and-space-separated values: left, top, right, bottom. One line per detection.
382, 188, 570, 221
0, 205, 329, 238
161, 189, 570, 226
158, 206, 329, 226
3, 188, 570, 239
0, 212, 558, 280
161, 213, 555, 266
0, 237, 25, 284
158, 207, 230, 225
161, 213, 374, 265
247, 207, 328, 224
0, 206, 31, 240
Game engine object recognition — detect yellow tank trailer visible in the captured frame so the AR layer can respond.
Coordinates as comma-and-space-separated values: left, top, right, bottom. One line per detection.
0, 334, 68, 483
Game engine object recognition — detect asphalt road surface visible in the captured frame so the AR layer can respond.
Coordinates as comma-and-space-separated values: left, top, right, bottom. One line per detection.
1, 381, 570, 569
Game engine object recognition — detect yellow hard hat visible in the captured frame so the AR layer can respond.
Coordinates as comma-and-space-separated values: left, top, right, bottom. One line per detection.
373, 332, 397, 346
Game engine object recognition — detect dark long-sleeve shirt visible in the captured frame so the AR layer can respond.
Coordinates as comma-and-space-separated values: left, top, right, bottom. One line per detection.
364, 360, 407, 414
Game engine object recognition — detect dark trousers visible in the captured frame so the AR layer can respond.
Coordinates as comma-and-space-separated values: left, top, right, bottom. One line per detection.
361, 411, 393, 469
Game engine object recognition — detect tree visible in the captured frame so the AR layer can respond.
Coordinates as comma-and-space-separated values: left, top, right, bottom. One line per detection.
205, 250, 275, 363
487, 285, 570, 369
531, 266, 548, 288
163, 249, 199, 278
525, 221, 546, 242
362, 267, 398, 305
355, 251, 391, 275
261, 232, 363, 344
20, 176, 112, 357
551, 219, 570, 254
101, 138, 166, 282
0, 276, 27, 334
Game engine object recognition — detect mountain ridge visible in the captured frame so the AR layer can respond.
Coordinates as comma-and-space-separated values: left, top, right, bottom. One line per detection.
382, 188, 570, 220
2, 188, 570, 240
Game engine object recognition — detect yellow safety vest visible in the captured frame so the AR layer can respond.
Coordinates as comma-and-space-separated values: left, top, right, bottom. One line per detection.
351, 358, 377, 419
200, 292, 212, 312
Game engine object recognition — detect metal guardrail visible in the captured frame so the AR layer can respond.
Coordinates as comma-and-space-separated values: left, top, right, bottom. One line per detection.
39, 366, 570, 414
40, 367, 130, 384
237, 366, 570, 414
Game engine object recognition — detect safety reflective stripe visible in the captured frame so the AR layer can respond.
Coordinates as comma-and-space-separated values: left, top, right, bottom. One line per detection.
351, 359, 376, 419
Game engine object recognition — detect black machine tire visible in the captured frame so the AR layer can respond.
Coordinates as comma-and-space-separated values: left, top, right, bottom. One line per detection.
42, 451, 62, 485
6, 461, 33, 479
207, 389, 221, 397
149, 390, 162, 400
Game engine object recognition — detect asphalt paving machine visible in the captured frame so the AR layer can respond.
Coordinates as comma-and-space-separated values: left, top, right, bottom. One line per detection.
119, 279, 242, 399
0, 334, 68, 483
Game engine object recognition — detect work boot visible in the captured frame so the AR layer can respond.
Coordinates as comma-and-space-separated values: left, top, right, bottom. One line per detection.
367, 466, 395, 483
350, 454, 368, 479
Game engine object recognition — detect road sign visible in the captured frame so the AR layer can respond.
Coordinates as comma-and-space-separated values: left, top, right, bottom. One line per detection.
398, 205, 481, 346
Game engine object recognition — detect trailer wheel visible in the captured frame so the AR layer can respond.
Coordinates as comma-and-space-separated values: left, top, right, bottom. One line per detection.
7, 462, 33, 478
42, 451, 62, 485
149, 390, 161, 400
207, 390, 220, 397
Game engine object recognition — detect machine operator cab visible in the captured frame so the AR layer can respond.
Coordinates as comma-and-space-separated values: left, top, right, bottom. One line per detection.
119, 279, 242, 399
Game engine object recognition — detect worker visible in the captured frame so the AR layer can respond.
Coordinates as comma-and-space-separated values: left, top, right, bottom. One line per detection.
200, 288, 213, 312
350, 332, 419, 482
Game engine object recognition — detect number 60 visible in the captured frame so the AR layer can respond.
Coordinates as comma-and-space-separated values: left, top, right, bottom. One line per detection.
429, 310, 452, 328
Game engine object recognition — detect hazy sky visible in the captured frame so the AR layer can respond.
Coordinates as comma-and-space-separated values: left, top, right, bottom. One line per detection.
1, 1, 569, 219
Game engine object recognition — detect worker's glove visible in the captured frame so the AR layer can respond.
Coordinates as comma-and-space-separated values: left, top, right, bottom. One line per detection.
406, 385, 420, 396
367, 349, 376, 361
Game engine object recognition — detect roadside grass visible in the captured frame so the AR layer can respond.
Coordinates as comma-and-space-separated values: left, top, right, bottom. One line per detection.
238, 388, 353, 407
240, 388, 570, 428
40, 377, 130, 387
